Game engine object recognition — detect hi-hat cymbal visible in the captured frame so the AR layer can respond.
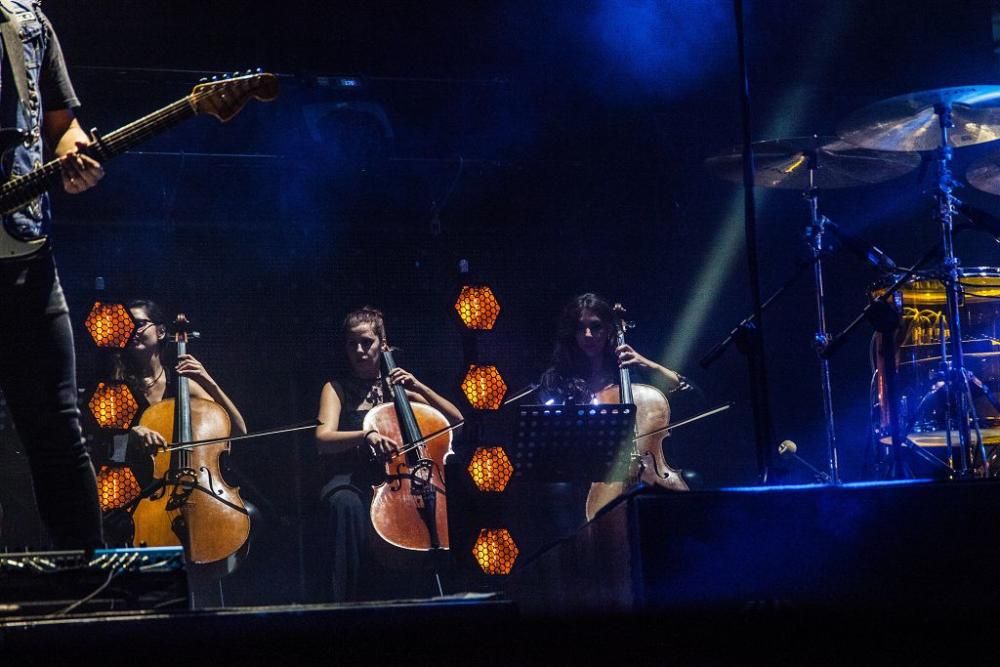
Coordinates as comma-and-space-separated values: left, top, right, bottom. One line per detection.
705, 136, 920, 190
966, 151, 1000, 195
838, 86, 1000, 152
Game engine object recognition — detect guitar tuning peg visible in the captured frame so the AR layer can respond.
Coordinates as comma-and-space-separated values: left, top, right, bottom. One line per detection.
255, 67, 262, 73
211, 75, 217, 81
199, 77, 207, 82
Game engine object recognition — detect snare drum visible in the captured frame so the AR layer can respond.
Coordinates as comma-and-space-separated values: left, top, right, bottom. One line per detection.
872, 267, 1000, 447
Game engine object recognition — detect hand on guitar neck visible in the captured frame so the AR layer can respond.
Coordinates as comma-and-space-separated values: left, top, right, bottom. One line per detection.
48, 111, 104, 194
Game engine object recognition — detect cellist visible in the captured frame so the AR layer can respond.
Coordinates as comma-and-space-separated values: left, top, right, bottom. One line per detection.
539, 293, 690, 519
315, 306, 462, 602
539, 293, 686, 403
115, 299, 247, 448
114, 298, 248, 606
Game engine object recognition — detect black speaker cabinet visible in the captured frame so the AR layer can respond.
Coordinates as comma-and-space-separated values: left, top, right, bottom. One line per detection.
506, 480, 1000, 614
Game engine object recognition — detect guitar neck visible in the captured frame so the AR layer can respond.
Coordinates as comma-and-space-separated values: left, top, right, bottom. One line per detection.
0, 95, 197, 217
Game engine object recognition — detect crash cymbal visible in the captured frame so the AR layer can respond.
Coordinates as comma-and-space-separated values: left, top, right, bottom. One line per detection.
838, 86, 1000, 152
966, 151, 1000, 195
705, 136, 921, 189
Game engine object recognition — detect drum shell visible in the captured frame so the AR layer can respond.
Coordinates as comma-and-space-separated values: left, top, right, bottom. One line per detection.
871, 268, 1000, 445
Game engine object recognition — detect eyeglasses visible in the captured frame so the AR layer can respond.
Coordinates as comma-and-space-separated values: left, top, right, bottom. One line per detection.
132, 319, 156, 335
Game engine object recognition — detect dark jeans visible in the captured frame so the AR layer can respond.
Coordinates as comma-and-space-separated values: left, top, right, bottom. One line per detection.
0, 246, 103, 549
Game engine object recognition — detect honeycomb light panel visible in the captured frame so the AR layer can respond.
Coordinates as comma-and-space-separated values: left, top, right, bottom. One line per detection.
88, 382, 139, 430
84, 302, 136, 349
95, 464, 141, 511
472, 528, 519, 575
454, 285, 501, 330
460, 364, 507, 410
467, 446, 514, 492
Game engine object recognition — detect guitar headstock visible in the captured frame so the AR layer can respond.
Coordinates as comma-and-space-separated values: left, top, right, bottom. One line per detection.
190, 71, 279, 122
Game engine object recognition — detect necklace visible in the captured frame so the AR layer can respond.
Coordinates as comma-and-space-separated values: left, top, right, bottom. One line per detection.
347, 374, 385, 407
142, 366, 165, 389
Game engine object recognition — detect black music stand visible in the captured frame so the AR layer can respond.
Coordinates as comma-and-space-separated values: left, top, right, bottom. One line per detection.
513, 404, 636, 482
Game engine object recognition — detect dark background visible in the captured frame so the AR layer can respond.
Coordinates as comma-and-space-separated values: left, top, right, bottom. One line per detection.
3, 0, 1000, 602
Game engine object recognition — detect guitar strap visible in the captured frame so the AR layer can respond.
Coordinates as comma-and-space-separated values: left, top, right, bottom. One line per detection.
0, 1, 34, 111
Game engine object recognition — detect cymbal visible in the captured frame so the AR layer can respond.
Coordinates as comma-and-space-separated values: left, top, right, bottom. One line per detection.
838, 86, 1000, 151
705, 137, 920, 190
966, 151, 1000, 195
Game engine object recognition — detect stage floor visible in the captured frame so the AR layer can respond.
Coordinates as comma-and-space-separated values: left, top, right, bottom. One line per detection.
2, 591, 995, 664
7, 479, 1000, 663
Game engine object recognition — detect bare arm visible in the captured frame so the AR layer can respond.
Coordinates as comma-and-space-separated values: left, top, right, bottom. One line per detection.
315, 381, 357, 455
43, 109, 104, 193
315, 381, 399, 458
180, 354, 248, 435
616, 344, 683, 392
389, 367, 464, 424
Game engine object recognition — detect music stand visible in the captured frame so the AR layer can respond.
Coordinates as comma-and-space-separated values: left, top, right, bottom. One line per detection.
512, 404, 636, 482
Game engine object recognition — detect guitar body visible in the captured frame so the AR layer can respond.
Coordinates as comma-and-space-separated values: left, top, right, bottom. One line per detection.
0, 128, 44, 259
0, 72, 278, 261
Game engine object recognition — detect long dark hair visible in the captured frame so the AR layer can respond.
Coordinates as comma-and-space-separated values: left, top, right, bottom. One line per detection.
540, 293, 616, 403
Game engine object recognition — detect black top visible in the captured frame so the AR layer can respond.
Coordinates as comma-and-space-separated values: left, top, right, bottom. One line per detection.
319, 376, 389, 497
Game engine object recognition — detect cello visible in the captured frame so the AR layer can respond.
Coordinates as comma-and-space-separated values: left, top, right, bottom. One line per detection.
131, 314, 250, 570
585, 303, 688, 521
364, 344, 452, 551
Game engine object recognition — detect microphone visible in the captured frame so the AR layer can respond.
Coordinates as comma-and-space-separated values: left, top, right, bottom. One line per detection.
777, 439, 797, 456
777, 439, 831, 483
824, 219, 897, 274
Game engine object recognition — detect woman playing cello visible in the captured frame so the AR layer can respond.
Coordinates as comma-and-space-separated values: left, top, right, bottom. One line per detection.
114, 299, 249, 606
540, 293, 686, 403
116, 300, 247, 448
315, 306, 463, 602
540, 293, 690, 518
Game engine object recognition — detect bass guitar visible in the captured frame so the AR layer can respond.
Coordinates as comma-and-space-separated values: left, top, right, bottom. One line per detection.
0, 70, 279, 260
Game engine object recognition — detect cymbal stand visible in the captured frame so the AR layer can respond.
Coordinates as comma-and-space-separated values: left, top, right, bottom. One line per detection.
802, 152, 840, 483
932, 104, 988, 476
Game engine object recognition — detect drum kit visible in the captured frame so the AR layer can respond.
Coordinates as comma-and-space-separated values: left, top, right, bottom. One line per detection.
707, 85, 1000, 482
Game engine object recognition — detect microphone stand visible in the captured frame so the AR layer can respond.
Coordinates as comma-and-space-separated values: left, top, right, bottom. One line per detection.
701, 145, 895, 484
930, 104, 988, 477
699, 257, 816, 370
732, 0, 774, 483
802, 152, 840, 483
